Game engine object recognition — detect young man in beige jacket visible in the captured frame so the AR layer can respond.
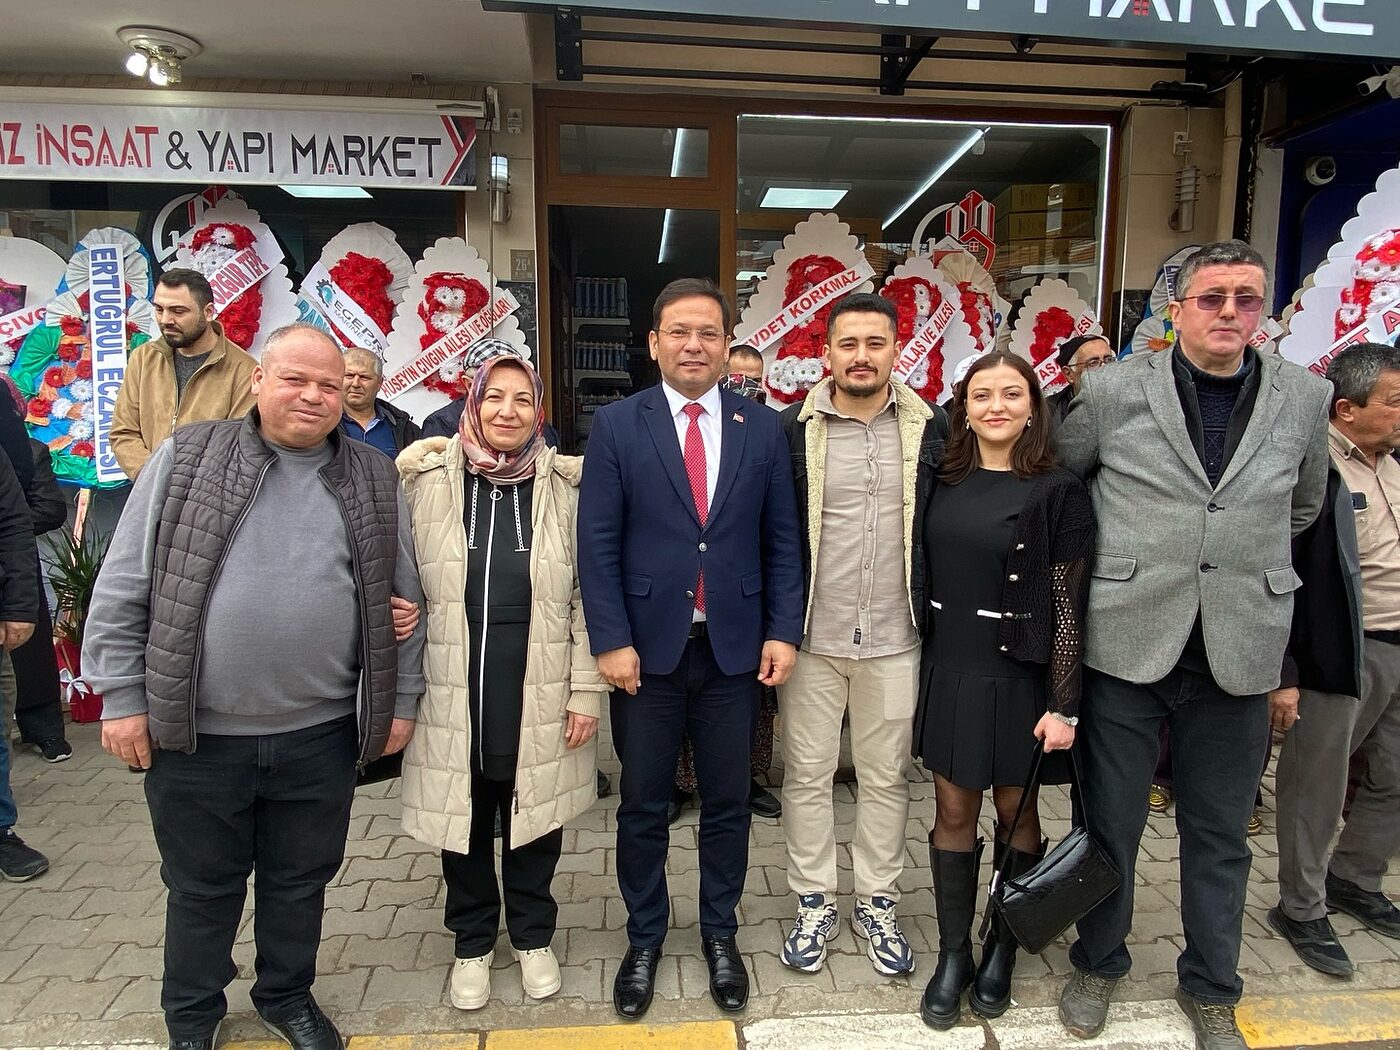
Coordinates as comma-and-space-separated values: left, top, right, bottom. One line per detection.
109, 268, 257, 480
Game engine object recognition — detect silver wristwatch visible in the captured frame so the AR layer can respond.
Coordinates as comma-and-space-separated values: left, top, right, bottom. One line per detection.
1050, 712, 1079, 727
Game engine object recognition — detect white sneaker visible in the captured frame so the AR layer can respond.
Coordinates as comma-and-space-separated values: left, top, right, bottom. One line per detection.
449, 950, 493, 1010
513, 945, 562, 999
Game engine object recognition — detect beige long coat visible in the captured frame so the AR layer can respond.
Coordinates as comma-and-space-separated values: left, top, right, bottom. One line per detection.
397, 437, 606, 850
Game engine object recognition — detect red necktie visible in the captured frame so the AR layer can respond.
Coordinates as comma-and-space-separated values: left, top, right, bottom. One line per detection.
682, 402, 708, 612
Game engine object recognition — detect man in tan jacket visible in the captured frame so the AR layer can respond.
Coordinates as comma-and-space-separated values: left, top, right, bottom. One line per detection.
110, 268, 257, 480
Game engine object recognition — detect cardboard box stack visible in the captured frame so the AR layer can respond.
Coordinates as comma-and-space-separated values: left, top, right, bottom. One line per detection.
992, 183, 1099, 276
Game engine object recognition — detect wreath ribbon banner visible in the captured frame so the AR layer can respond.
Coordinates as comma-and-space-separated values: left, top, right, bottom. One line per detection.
87, 244, 128, 485
303, 260, 391, 356
1307, 306, 1400, 378
0, 302, 49, 343
892, 294, 958, 383
381, 288, 520, 400
1033, 308, 1099, 392
207, 246, 277, 318
744, 261, 875, 354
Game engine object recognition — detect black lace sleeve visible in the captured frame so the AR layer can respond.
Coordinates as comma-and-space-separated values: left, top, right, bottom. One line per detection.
1046, 477, 1095, 717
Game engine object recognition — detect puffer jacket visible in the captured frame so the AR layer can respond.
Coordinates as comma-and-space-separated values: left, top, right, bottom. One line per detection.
397, 436, 606, 850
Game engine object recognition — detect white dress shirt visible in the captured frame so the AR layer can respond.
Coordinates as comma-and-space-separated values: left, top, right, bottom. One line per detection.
660, 380, 722, 508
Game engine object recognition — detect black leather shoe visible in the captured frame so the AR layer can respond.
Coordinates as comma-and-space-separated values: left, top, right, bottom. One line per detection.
1327, 871, 1400, 939
613, 945, 662, 1019
667, 789, 692, 826
168, 1021, 220, 1050
702, 935, 749, 1012
259, 997, 344, 1050
1267, 906, 1353, 977
749, 780, 782, 819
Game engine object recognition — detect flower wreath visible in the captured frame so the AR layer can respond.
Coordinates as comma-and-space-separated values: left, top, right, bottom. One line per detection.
328, 251, 396, 344
416, 272, 491, 397
766, 254, 849, 405
188, 223, 263, 350
881, 275, 947, 401
1337, 228, 1400, 339
955, 283, 996, 350
1029, 306, 1077, 364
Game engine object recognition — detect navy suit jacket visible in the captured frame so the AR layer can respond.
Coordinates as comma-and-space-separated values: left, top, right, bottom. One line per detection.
578, 382, 804, 678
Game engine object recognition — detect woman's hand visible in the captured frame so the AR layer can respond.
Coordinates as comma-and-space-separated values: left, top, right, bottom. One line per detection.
1034, 712, 1076, 752
565, 712, 599, 749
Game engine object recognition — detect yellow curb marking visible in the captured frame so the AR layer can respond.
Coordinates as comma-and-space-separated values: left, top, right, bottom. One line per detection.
487, 1020, 739, 1049
1238, 989, 1400, 1048
349, 1037, 482, 1049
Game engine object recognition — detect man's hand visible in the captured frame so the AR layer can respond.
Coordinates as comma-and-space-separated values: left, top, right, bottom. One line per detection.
1, 621, 34, 651
383, 717, 415, 755
102, 713, 153, 770
598, 646, 641, 695
390, 596, 420, 642
1033, 712, 1076, 752
1269, 687, 1301, 733
757, 640, 797, 687
565, 712, 599, 749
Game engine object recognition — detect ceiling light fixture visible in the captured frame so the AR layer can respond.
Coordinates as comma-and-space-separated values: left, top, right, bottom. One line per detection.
760, 187, 849, 209
280, 185, 374, 199
883, 127, 990, 231
117, 26, 202, 88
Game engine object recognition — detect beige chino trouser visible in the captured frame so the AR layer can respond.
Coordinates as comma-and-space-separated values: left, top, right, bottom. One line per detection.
779, 646, 918, 902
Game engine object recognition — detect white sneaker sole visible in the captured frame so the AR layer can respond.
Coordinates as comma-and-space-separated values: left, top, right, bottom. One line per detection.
449, 951, 493, 1010
852, 918, 916, 976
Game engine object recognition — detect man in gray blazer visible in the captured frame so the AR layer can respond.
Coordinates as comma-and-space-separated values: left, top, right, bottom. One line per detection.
1055, 241, 1331, 1050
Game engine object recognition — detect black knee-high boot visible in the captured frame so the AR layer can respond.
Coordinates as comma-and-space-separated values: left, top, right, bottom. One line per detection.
921, 835, 983, 1030
969, 832, 1046, 1019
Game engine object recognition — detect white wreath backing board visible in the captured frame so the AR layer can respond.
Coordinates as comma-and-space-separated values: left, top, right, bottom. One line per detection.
732, 213, 874, 406
1006, 278, 1101, 393
1313, 167, 1400, 289
879, 255, 979, 405
936, 251, 1010, 353
0, 238, 68, 368
1147, 245, 1203, 319
381, 236, 529, 424
50, 228, 158, 336
1130, 314, 1171, 358
298, 222, 416, 353
1280, 271, 1315, 338
172, 199, 299, 360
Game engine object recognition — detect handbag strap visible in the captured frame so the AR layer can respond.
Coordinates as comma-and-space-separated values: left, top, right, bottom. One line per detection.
986, 741, 1091, 908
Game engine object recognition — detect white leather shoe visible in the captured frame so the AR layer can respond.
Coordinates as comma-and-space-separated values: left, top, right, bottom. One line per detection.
513, 945, 562, 999
449, 951, 493, 1010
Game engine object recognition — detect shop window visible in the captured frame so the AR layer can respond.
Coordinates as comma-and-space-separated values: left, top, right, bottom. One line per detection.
559, 124, 709, 179
736, 115, 1111, 314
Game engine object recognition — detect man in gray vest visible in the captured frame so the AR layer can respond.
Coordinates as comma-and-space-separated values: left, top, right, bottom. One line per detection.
84, 324, 426, 1050
1056, 242, 1331, 1050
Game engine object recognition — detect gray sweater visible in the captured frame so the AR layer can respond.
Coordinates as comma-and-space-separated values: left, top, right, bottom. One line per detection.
85, 435, 426, 735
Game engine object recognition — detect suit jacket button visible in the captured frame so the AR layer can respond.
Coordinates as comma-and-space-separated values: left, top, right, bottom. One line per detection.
1008, 574, 1019, 582
699, 542, 708, 552
685, 590, 695, 599
1207, 502, 1220, 512
999, 645, 1009, 652
1015, 543, 1025, 551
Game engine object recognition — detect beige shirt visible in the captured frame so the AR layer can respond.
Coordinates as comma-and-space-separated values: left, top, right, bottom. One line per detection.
804, 384, 919, 659
1329, 424, 1400, 631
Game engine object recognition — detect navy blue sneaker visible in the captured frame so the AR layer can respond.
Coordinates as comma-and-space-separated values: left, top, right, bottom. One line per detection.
780, 892, 840, 972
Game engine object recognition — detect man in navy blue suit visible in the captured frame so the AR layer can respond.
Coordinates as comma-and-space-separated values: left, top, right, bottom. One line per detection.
579, 278, 804, 1019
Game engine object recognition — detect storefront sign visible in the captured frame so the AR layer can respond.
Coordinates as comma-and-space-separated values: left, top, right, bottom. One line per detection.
486, 0, 1399, 60
303, 261, 392, 356
0, 103, 477, 189
381, 289, 521, 400
743, 261, 876, 354
87, 244, 128, 485
893, 294, 959, 382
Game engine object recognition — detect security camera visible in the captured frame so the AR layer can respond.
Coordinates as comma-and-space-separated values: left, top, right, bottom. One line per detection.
1305, 156, 1337, 187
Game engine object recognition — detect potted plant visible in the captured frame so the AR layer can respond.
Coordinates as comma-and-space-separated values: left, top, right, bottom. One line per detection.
44, 524, 107, 722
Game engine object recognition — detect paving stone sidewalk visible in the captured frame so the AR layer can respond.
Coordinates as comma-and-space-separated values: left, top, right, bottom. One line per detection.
0, 721, 1395, 1048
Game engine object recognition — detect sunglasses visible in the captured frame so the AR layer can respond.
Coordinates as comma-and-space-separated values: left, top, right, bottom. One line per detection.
1180, 293, 1266, 314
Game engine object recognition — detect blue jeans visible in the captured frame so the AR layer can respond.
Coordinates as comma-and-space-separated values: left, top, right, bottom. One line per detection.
0, 711, 14, 831
1069, 666, 1269, 1004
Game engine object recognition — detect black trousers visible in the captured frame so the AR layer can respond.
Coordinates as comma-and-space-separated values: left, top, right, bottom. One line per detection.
441, 771, 563, 958
611, 631, 759, 946
12, 583, 63, 743
1069, 667, 1268, 1004
144, 715, 357, 1039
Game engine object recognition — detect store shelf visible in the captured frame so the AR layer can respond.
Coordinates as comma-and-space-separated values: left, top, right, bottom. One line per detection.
574, 370, 632, 384
571, 316, 631, 328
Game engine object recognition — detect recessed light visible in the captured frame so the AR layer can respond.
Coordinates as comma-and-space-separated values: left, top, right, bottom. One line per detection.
760, 187, 848, 209
280, 185, 373, 199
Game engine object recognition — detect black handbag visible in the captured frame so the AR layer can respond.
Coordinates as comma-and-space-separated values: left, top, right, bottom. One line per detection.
985, 742, 1122, 956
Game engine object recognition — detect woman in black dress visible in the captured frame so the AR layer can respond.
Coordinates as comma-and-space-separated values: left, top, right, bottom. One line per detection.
915, 352, 1093, 1029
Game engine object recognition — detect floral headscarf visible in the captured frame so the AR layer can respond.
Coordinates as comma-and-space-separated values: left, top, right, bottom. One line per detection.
458, 355, 545, 484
